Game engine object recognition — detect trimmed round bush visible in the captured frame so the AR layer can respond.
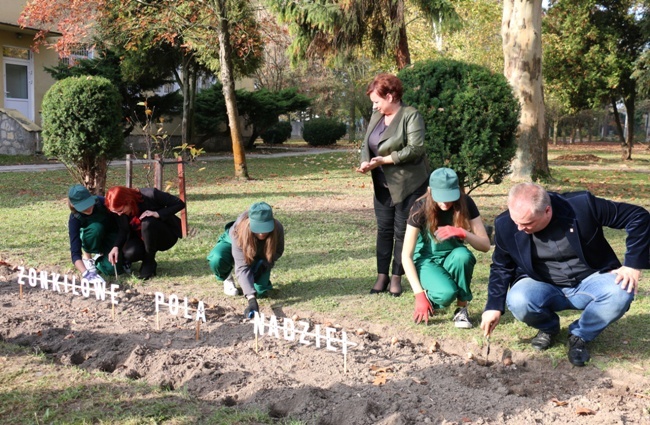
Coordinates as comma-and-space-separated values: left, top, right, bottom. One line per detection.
302, 118, 347, 146
398, 59, 520, 191
42, 75, 123, 192
261, 121, 292, 144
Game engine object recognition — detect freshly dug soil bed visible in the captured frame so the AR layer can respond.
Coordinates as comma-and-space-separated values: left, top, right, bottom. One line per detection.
1, 263, 649, 424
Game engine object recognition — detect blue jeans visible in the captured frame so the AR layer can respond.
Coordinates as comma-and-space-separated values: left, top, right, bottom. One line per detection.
506, 272, 634, 342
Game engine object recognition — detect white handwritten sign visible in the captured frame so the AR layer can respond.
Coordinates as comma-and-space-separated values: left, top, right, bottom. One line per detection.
17, 266, 119, 305
252, 313, 357, 355
154, 292, 206, 322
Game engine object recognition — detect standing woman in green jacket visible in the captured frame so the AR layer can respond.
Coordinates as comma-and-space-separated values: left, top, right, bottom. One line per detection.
357, 73, 430, 297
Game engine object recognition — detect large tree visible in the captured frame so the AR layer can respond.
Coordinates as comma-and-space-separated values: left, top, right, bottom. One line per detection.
20, 0, 263, 179
502, 0, 549, 181
544, 0, 646, 160
264, 0, 459, 70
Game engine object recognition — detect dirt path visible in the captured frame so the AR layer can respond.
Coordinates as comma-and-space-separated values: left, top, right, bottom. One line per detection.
1, 263, 648, 424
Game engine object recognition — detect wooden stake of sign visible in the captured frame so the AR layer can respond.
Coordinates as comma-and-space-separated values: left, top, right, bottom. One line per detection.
112, 265, 119, 321
195, 321, 200, 341
19, 284, 23, 300
156, 311, 160, 330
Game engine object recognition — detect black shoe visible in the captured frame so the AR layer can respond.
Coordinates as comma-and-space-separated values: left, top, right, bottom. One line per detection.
389, 275, 402, 297
567, 334, 590, 367
370, 273, 389, 294
531, 330, 557, 351
138, 259, 157, 280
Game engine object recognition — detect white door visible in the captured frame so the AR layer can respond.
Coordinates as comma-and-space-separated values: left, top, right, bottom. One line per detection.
3, 53, 34, 121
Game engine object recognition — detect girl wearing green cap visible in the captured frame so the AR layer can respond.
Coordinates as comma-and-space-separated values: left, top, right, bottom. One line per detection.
67, 184, 124, 283
207, 202, 285, 317
402, 168, 491, 328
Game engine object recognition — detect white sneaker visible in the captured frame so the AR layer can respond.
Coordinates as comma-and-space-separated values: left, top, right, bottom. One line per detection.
223, 274, 239, 296
453, 307, 473, 329
82, 254, 100, 273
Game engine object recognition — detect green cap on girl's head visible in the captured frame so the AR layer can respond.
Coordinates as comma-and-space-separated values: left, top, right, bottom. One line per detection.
249, 202, 275, 233
68, 184, 96, 211
429, 168, 460, 203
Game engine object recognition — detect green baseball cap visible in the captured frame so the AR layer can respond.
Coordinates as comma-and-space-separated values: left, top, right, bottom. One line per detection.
429, 168, 460, 202
68, 184, 96, 211
249, 202, 275, 233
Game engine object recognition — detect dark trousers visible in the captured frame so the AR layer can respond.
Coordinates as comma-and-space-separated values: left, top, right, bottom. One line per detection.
373, 181, 427, 276
122, 217, 179, 262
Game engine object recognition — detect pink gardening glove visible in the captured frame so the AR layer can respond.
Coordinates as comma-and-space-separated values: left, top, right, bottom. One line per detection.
435, 226, 467, 241
414, 292, 434, 324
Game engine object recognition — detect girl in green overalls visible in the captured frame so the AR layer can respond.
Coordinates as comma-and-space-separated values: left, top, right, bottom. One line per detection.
67, 184, 125, 283
207, 202, 285, 318
402, 168, 491, 328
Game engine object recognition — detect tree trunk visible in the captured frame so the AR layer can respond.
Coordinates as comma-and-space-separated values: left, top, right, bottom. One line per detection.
349, 97, 357, 143
392, 0, 410, 70
611, 97, 626, 146
180, 53, 191, 145
217, 0, 249, 179
246, 128, 259, 149
189, 60, 197, 145
502, 0, 549, 180
622, 91, 635, 160
82, 156, 108, 195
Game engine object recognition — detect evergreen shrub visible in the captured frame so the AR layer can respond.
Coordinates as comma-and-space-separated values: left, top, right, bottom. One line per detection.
42, 75, 123, 193
261, 121, 292, 144
398, 59, 520, 192
302, 118, 347, 146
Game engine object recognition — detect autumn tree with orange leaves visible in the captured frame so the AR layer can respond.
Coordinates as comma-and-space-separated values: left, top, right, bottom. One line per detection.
20, 0, 264, 179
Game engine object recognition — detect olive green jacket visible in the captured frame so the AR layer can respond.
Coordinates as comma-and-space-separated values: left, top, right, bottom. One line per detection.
360, 105, 430, 203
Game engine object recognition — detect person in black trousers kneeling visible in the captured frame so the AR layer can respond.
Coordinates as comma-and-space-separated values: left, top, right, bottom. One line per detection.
105, 186, 185, 280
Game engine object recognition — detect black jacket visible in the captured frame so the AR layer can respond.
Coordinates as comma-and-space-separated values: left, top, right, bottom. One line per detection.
113, 188, 185, 248
485, 191, 650, 313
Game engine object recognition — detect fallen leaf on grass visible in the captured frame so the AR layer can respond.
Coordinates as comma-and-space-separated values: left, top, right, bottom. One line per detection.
461, 417, 472, 423
576, 407, 596, 415
64, 334, 75, 339
411, 377, 428, 385
551, 398, 568, 406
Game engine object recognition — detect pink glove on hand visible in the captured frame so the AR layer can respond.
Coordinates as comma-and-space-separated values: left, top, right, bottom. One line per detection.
435, 226, 467, 241
414, 292, 434, 324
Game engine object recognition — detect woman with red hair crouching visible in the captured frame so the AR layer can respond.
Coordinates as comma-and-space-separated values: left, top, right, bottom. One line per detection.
105, 186, 185, 280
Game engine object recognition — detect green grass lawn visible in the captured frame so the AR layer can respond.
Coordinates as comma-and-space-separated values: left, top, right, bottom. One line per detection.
0, 143, 648, 423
